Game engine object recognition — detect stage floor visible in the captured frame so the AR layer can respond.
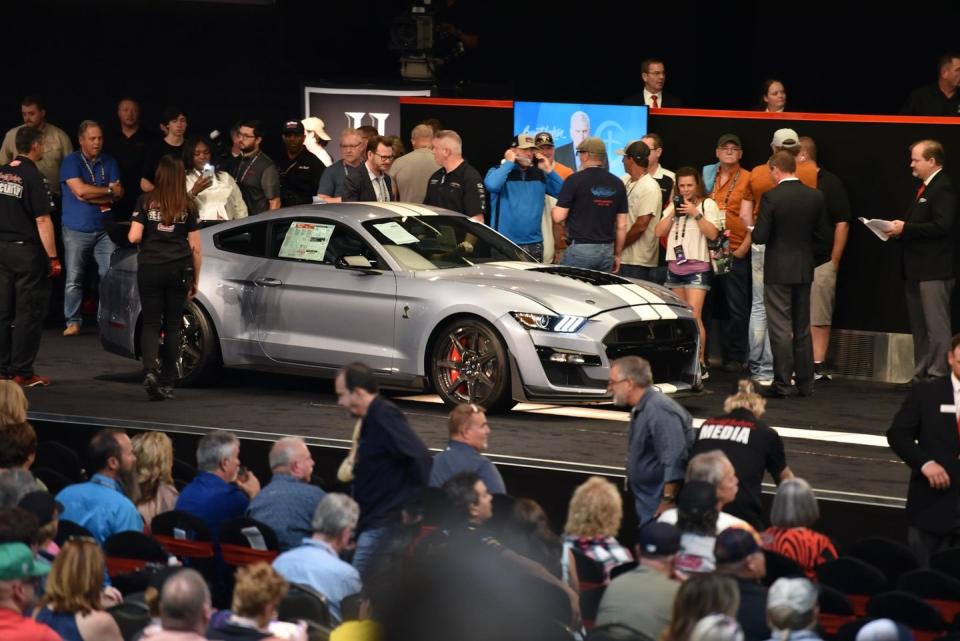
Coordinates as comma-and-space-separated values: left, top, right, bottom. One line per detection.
25, 328, 911, 508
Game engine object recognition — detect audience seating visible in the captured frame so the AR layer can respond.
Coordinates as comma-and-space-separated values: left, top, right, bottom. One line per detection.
763, 549, 806, 586
219, 516, 280, 566
33, 467, 72, 496
54, 519, 95, 547
932, 548, 960, 583
848, 537, 920, 585
103, 530, 169, 593
278, 582, 331, 628
35, 441, 83, 483
108, 601, 152, 641
817, 557, 889, 616
897, 569, 960, 627
835, 618, 874, 641
151, 510, 215, 560
866, 591, 947, 641
818, 585, 857, 637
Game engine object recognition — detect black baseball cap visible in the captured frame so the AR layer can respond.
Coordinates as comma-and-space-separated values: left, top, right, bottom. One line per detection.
636, 521, 681, 556
282, 120, 305, 135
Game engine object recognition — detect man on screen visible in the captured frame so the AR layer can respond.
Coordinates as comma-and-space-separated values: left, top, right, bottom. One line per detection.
554, 111, 609, 172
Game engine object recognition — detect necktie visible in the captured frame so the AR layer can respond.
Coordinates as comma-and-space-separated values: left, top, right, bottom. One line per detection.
916, 183, 926, 201
650, 94, 659, 109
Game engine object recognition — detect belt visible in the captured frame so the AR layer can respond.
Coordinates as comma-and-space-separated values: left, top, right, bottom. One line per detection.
568, 239, 613, 245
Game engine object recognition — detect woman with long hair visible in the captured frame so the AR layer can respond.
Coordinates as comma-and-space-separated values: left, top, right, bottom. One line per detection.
654, 167, 722, 378
35, 538, 124, 641
128, 156, 202, 401
563, 476, 633, 580
662, 573, 740, 641
132, 431, 179, 527
759, 79, 787, 113
183, 136, 247, 221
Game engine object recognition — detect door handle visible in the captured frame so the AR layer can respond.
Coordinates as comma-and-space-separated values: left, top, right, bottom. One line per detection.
254, 278, 283, 287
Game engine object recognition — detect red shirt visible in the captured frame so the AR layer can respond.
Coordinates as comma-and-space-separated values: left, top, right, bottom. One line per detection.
0, 607, 62, 641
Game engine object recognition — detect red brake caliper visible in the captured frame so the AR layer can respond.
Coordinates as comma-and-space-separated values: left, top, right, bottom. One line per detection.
448, 336, 469, 386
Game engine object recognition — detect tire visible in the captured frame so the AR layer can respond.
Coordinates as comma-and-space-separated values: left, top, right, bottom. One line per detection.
430, 317, 514, 412
157, 300, 221, 387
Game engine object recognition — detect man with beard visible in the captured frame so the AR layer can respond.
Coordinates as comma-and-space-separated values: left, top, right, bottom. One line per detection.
334, 362, 431, 579
608, 356, 693, 525
55, 429, 142, 544
278, 120, 324, 207
222, 120, 280, 215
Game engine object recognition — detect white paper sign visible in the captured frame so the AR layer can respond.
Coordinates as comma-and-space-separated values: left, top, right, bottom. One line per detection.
278, 222, 335, 262
374, 221, 420, 245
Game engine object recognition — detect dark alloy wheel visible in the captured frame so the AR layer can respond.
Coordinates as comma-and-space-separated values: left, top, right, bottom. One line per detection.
154, 300, 221, 387
430, 318, 514, 412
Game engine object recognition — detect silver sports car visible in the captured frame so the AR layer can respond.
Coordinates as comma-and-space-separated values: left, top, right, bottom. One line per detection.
99, 203, 701, 410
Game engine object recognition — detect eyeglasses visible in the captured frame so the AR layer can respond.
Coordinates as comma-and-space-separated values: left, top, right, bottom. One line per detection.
374, 153, 395, 161
718, 146, 741, 152
607, 377, 630, 387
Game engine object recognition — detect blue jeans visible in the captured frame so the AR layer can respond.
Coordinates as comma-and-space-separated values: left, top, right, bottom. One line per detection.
63, 228, 116, 326
352, 526, 391, 580
748, 245, 773, 381
518, 242, 544, 263
561, 241, 614, 272
619, 263, 666, 285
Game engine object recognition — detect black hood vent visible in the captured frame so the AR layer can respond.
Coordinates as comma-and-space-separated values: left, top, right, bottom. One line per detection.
529, 266, 630, 286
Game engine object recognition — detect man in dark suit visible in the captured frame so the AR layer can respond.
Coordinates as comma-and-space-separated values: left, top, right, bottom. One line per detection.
623, 58, 684, 108
887, 334, 960, 565
886, 140, 957, 382
342, 135, 394, 202
554, 111, 591, 172
751, 151, 831, 398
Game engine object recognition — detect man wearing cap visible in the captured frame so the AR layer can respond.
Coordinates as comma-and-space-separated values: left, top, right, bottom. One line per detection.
389, 124, 440, 204
752, 151, 831, 399
534, 132, 572, 180
343, 136, 394, 203
707, 134, 753, 373
608, 356, 693, 525
741, 129, 818, 386
551, 137, 628, 273
765, 577, 823, 641
618, 140, 662, 282
278, 120, 324, 207
624, 59, 683, 109
885, 140, 956, 383
0, 542, 59, 640
715, 528, 770, 641
302, 117, 334, 167
485, 134, 563, 262
424, 130, 486, 222
596, 521, 681, 638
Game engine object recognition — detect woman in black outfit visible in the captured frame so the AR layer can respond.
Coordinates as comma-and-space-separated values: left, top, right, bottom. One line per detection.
128, 156, 201, 401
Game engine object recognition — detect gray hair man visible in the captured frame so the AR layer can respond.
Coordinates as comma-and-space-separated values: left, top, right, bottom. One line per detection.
658, 451, 755, 534
608, 356, 693, 524
154, 569, 213, 640
389, 124, 440, 203
272, 493, 363, 623
248, 437, 326, 551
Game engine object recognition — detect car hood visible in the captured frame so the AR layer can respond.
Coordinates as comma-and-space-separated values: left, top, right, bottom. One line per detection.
415, 262, 687, 317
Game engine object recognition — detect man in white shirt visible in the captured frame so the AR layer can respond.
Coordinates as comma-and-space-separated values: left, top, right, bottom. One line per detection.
618, 140, 662, 282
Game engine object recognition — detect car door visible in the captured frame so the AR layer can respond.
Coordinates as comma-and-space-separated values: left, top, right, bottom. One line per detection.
254, 216, 398, 373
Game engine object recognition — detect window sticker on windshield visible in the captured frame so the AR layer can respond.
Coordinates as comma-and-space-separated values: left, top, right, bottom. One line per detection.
373, 221, 420, 245
278, 222, 335, 261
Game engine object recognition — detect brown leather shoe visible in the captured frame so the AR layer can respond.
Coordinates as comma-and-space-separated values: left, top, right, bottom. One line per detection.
62, 324, 80, 337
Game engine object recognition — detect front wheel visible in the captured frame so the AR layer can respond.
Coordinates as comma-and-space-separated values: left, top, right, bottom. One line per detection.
430, 318, 514, 412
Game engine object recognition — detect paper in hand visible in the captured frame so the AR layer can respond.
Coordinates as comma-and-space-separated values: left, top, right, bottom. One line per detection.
859, 217, 893, 242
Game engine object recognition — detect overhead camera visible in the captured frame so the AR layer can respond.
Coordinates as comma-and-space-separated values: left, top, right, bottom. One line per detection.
390, 0, 463, 82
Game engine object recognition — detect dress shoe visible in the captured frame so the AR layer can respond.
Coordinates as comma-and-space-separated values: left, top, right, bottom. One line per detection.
62, 324, 80, 337
762, 386, 788, 399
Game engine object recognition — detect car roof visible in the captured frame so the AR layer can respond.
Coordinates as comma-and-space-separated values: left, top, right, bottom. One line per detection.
204, 202, 464, 232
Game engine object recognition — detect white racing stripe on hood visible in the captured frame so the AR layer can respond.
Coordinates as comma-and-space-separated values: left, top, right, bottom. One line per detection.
601, 285, 660, 320
372, 202, 438, 216
624, 284, 679, 320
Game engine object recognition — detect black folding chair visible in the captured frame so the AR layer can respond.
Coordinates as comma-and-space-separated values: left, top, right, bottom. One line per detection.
849, 537, 920, 585
278, 582, 332, 628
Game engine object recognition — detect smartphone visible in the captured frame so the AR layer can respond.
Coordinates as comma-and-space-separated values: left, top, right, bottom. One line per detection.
202, 163, 215, 181
672, 195, 683, 210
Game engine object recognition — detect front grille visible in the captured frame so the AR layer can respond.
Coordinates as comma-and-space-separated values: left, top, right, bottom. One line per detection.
604, 319, 699, 383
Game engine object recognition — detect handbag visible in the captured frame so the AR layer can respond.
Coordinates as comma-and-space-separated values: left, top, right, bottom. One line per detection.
705, 199, 732, 275
336, 418, 363, 483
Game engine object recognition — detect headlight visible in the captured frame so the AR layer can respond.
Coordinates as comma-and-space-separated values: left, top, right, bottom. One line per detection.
510, 312, 586, 333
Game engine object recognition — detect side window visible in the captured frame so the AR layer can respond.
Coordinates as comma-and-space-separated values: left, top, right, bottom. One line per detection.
213, 222, 268, 257
269, 219, 386, 270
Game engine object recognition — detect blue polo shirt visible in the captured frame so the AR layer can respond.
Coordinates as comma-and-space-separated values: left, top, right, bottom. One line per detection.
175, 471, 249, 541
429, 440, 506, 494
55, 473, 143, 544
273, 538, 362, 623
247, 474, 326, 551
60, 151, 121, 232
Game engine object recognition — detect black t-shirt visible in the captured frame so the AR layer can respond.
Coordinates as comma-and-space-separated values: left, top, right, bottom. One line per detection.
556, 166, 628, 244
106, 128, 153, 220
901, 83, 960, 116
131, 195, 200, 266
814, 167, 852, 264
0, 156, 52, 243
690, 408, 787, 530
424, 161, 487, 219
278, 147, 324, 207
142, 140, 184, 184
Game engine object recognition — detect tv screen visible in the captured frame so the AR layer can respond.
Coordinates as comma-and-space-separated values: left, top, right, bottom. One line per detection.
513, 101, 648, 172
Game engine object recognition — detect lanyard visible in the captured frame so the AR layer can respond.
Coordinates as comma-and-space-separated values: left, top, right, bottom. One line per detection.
712, 168, 741, 211
674, 200, 702, 243
80, 154, 105, 186
234, 153, 259, 184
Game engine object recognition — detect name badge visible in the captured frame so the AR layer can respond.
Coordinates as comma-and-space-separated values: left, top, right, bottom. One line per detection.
940, 404, 956, 414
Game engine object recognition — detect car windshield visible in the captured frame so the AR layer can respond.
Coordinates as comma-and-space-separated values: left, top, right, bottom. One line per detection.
361, 215, 534, 271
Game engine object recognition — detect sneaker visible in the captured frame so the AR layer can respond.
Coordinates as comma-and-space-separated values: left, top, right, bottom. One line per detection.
144, 372, 165, 401
62, 324, 80, 337
814, 363, 833, 382
159, 386, 175, 400
700, 362, 710, 381
14, 374, 50, 387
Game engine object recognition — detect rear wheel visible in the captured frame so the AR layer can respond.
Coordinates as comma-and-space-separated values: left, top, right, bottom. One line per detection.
430, 318, 514, 412
153, 300, 221, 386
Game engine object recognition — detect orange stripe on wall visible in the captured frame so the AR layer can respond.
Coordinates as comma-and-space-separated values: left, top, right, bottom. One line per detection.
650, 107, 960, 125
400, 97, 514, 109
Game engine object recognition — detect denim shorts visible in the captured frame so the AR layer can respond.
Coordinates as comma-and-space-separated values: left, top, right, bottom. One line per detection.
665, 268, 713, 290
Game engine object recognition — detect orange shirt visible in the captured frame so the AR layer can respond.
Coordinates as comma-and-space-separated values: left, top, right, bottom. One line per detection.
711, 166, 752, 251
553, 161, 574, 180
745, 160, 817, 218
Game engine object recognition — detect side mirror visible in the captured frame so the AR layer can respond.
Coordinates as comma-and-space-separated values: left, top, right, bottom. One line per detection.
335, 255, 381, 275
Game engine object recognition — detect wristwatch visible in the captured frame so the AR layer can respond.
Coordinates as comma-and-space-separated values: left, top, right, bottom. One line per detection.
694, 213, 703, 221
107, 185, 114, 197
662, 494, 676, 503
